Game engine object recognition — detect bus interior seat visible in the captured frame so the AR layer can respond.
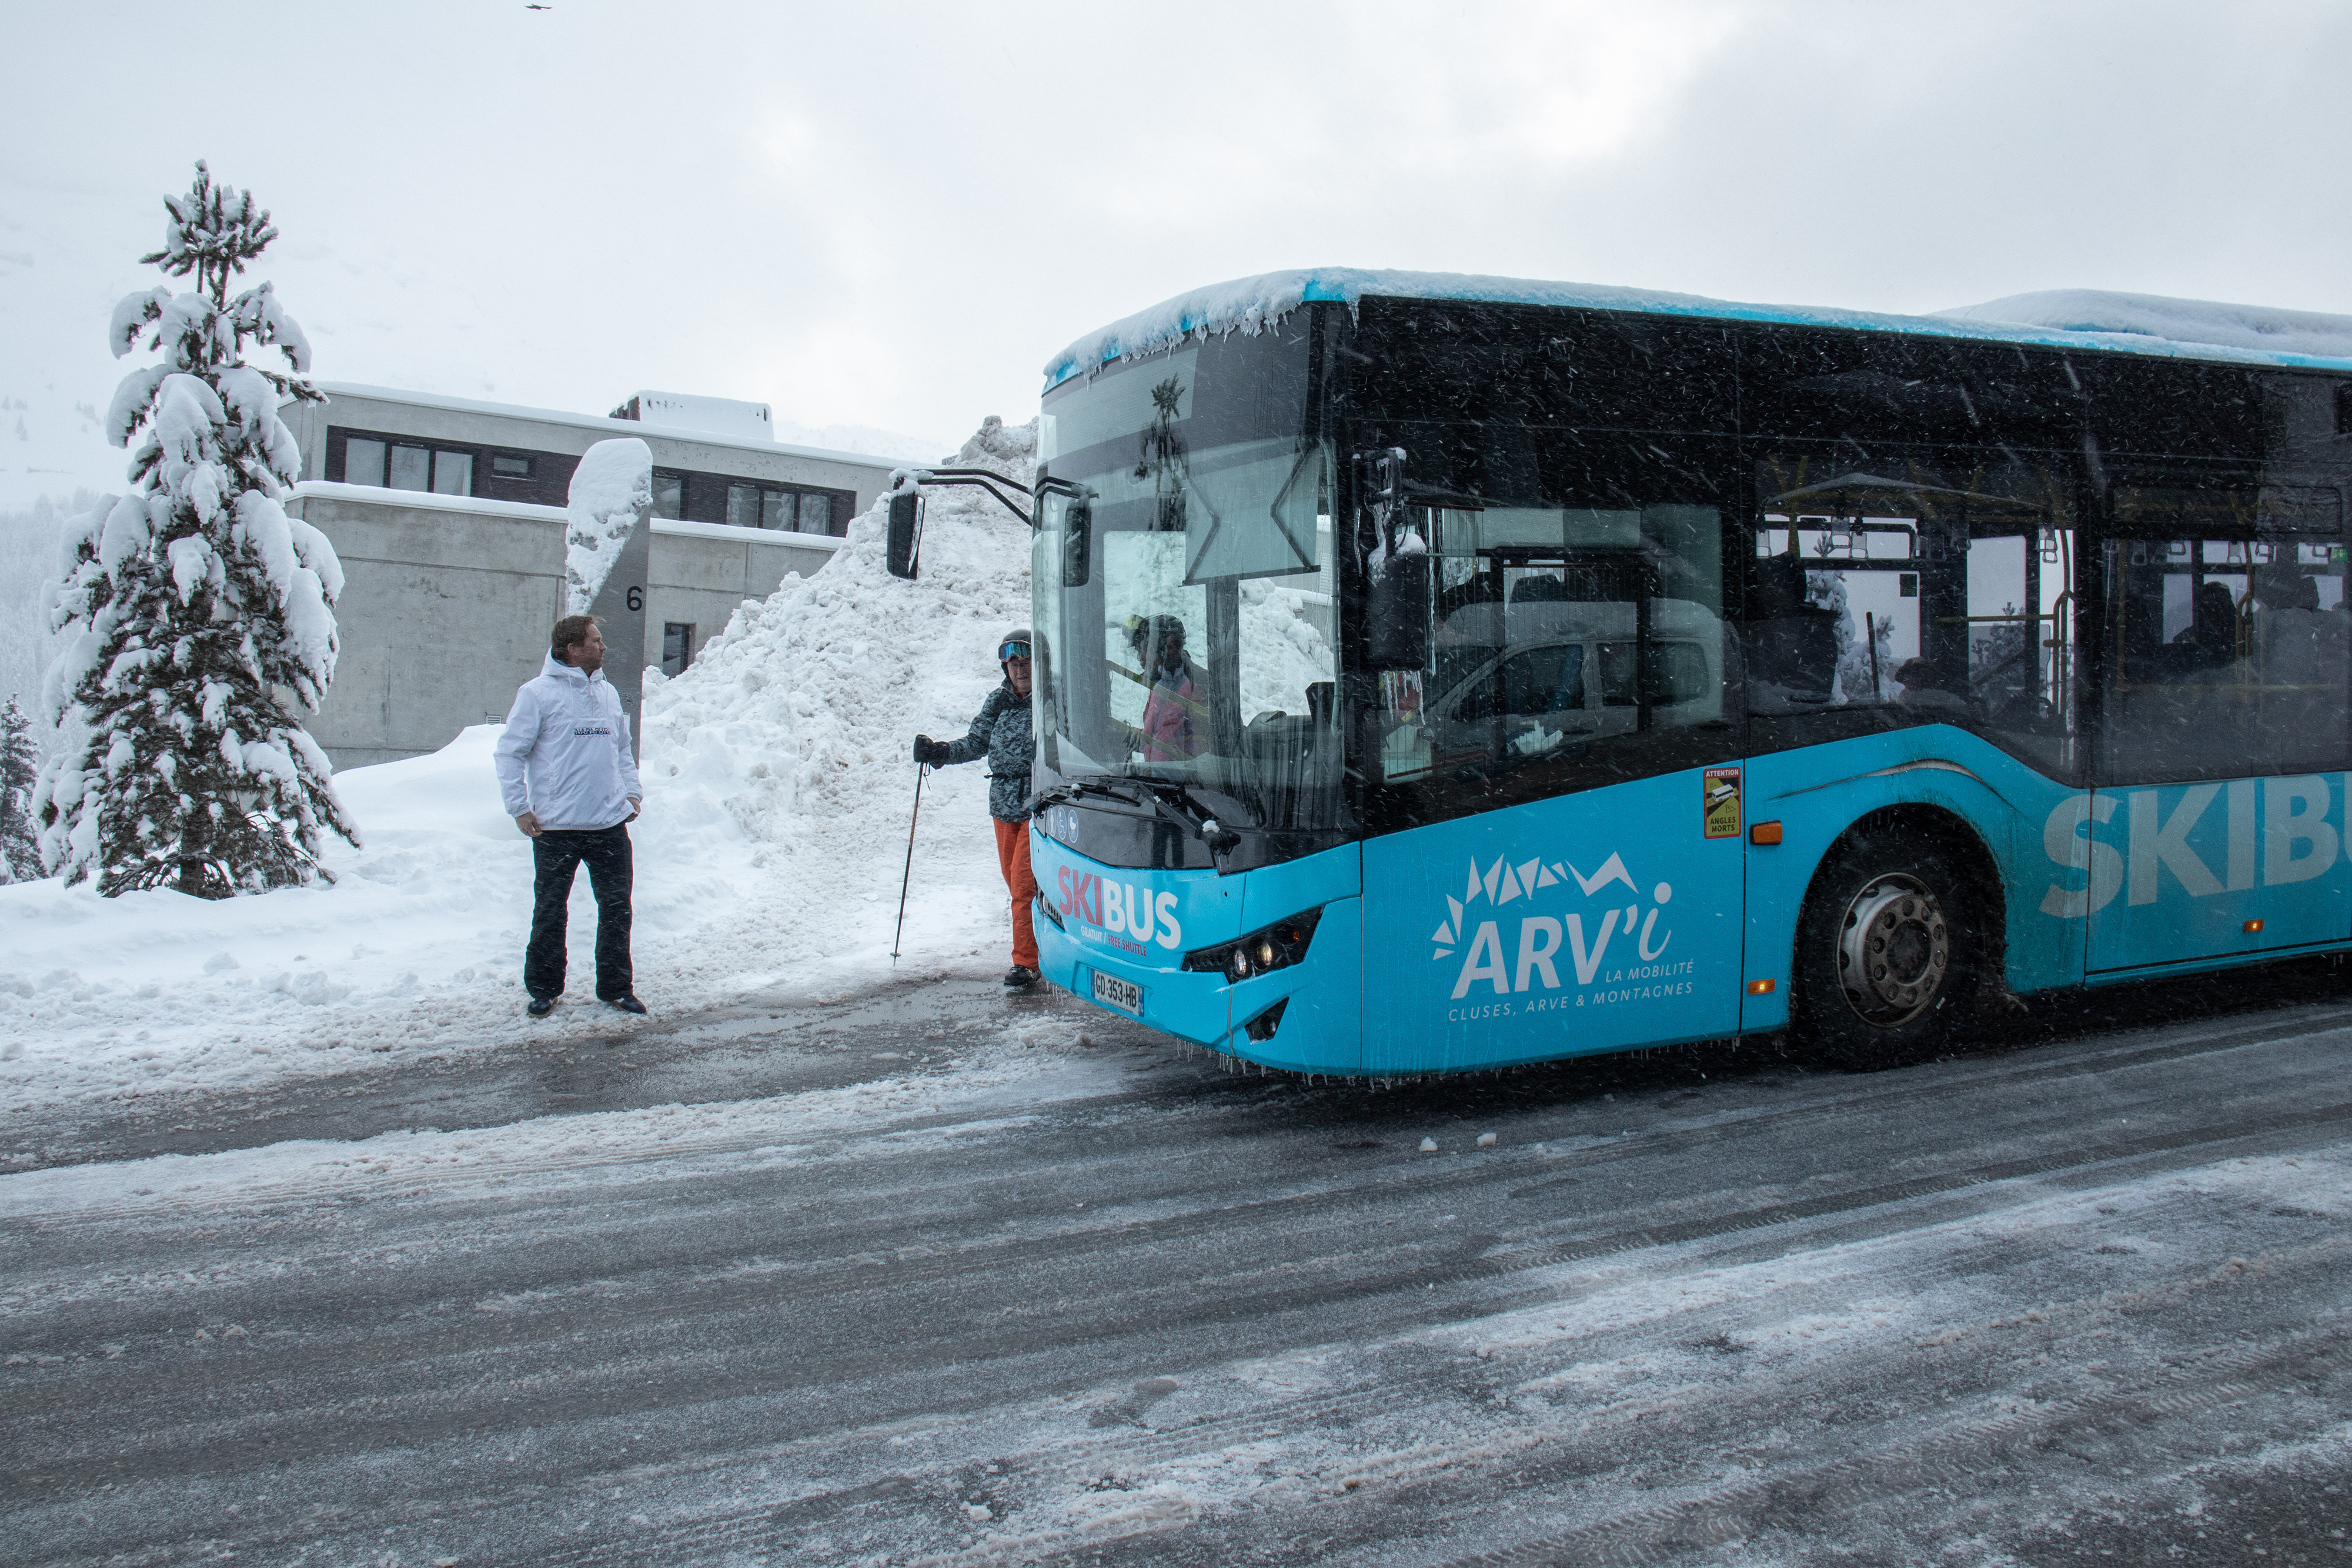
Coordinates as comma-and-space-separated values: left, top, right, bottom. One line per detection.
1510, 574, 1569, 603
1438, 575, 1501, 623
1242, 681, 1342, 767
1743, 553, 1841, 701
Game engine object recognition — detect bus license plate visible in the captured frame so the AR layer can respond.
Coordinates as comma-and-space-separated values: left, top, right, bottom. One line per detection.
1091, 969, 1142, 1015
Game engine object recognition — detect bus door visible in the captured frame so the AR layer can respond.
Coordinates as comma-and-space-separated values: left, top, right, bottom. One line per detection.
1358, 497, 1745, 1072
2089, 479, 2352, 971
1748, 457, 2093, 1002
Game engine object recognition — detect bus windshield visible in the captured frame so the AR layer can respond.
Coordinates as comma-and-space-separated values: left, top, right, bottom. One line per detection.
1033, 325, 1341, 833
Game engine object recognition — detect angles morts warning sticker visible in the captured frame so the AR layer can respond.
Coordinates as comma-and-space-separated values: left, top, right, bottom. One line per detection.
1703, 767, 1742, 839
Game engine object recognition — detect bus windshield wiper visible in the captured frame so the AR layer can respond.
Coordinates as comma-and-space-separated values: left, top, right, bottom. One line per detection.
1040, 775, 1241, 854
1032, 778, 1137, 811
1122, 778, 1244, 855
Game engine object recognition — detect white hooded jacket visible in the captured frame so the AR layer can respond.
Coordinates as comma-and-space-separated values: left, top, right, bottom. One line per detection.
493, 654, 643, 830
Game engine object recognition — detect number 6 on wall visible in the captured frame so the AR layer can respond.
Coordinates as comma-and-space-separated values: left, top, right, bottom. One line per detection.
626, 586, 643, 611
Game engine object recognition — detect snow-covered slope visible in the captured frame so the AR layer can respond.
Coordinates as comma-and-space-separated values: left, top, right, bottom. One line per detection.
0, 417, 1039, 1109
769, 417, 956, 464
0, 496, 78, 718
1936, 289, 2352, 362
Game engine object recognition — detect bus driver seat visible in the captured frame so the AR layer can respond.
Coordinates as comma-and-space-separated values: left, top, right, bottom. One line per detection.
1744, 553, 1841, 709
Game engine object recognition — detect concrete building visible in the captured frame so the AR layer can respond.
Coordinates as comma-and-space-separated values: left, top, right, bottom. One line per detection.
278, 385, 907, 768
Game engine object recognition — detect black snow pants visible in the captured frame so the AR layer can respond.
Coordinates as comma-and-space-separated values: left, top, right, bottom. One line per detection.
525, 823, 634, 1001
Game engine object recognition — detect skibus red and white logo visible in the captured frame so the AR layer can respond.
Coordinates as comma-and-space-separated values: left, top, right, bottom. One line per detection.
1431, 851, 1685, 1002
1055, 864, 1184, 957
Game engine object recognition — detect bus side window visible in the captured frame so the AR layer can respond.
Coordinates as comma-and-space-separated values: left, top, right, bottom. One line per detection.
1751, 459, 2079, 775
1954, 526, 2079, 774
2100, 482, 2348, 783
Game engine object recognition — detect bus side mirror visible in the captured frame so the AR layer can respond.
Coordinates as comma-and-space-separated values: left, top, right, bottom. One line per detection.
1367, 551, 1430, 668
887, 490, 924, 580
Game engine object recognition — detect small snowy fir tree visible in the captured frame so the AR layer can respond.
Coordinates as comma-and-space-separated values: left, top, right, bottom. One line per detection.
32, 162, 356, 897
0, 696, 39, 883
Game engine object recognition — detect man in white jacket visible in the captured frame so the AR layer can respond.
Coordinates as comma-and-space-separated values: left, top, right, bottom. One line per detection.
494, 614, 646, 1018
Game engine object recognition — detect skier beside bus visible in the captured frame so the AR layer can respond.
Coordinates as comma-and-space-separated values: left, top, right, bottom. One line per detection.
913, 630, 1040, 989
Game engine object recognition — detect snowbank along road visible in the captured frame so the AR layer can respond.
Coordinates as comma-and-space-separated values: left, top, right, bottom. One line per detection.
0, 417, 1043, 1116
7, 966, 2352, 1566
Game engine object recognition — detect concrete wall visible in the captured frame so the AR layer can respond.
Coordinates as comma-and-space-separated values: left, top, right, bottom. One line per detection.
285, 483, 838, 770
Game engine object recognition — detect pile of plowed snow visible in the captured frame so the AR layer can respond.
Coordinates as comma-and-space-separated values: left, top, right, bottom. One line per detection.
640, 414, 1033, 865
632, 414, 1038, 969
0, 418, 1040, 1110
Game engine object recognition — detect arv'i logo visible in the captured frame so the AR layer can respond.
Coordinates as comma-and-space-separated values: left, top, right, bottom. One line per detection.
1430, 852, 1675, 999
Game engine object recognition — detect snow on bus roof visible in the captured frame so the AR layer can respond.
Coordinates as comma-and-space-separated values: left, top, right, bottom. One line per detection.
1041, 269, 2352, 391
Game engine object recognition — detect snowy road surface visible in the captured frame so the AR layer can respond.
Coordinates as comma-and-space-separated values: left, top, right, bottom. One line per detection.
7, 975, 2352, 1566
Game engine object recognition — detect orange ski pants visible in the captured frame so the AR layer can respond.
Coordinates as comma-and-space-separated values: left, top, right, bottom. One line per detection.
993, 817, 1040, 969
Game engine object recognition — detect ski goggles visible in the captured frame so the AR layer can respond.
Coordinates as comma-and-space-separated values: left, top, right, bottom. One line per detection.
998, 640, 1032, 660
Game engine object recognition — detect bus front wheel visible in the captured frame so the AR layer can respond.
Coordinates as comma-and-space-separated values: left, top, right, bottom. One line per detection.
1796, 833, 1982, 1069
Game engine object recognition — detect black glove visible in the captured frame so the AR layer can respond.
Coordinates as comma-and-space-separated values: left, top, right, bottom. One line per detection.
913, 735, 951, 765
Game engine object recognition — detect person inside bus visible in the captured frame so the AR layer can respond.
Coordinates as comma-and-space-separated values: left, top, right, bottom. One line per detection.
2251, 568, 2346, 745
911, 629, 1041, 990
1125, 614, 1207, 763
1893, 656, 1972, 715
2253, 567, 2326, 685
2168, 580, 2242, 671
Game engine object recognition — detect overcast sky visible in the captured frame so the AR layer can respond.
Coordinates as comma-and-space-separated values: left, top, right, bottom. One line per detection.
6, 0, 2351, 503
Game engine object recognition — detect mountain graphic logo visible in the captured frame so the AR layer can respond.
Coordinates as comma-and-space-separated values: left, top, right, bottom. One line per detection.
1429, 852, 1637, 957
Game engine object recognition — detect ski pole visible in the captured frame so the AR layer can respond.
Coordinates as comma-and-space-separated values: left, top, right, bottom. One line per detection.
891, 763, 928, 964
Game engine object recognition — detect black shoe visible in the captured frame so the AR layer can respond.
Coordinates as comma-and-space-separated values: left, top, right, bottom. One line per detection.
603, 994, 649, 1015
527, 997, 555, 1018
1003, 965, 1039, 989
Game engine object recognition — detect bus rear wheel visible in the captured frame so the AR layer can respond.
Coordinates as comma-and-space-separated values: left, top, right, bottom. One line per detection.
1796, 834, 1981, 1070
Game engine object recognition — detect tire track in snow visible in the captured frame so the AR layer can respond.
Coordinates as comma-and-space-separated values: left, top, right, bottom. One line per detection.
420, 1231, 2352, 1567
1426, 1328, 2352, 1568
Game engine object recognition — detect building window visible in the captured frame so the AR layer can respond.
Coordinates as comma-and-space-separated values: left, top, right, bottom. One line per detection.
491, 452, 534, 480
335, 430, 479, 494
653, 472, 684, 519
662, 623, 696, 678
710, 480, 856, 534
389, 444, 432, 491
343, 437, 387, 487
727, 483, 763, 530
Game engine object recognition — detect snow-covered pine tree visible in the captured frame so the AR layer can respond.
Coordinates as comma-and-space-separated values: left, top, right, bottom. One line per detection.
0, 695, 39, 883
32, 161, 356, 898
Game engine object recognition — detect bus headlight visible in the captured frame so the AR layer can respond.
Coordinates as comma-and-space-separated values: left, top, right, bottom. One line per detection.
1182, 908, 1324, 982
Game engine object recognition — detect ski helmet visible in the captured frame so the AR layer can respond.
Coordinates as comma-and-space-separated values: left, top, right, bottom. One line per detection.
997, 627, 1033, 664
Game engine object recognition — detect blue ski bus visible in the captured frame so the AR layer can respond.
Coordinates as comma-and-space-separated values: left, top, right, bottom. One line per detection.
1023, 271, 2352, 1071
